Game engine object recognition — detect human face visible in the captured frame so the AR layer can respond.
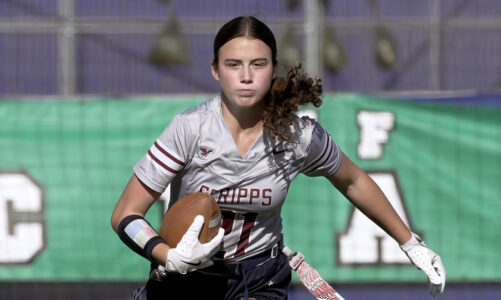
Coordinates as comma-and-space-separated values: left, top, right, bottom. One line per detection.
211, 37, 276, 110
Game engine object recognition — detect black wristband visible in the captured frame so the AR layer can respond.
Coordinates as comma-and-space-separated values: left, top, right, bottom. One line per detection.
117, 215, 166, 262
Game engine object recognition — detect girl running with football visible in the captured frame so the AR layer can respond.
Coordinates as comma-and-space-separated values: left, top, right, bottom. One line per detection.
111, 16, 446, 299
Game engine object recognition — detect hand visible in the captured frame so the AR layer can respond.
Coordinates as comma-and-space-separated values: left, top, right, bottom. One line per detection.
400, 233, 446, 296
165, 215, 224, 274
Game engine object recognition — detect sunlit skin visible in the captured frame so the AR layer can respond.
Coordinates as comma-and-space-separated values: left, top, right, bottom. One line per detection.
211, 37, 276, 158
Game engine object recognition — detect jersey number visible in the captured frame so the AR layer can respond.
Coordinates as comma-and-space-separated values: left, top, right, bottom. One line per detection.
221, 210, 257, 258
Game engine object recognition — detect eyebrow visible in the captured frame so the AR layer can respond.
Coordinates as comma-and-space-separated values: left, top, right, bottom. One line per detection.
223, 58, 269, 64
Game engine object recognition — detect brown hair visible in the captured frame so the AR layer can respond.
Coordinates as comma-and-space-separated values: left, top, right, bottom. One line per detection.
213, 16, 277, 65
214, 16, 323, 142
264, 64, 322, 141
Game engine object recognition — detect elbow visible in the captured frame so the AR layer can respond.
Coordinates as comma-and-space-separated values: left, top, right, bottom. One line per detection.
110, 208, 122, 233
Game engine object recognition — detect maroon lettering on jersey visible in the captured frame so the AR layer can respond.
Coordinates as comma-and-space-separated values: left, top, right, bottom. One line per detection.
262, 188, 272, 206
200, 185, 273, 206
249, 188, 259, 205
237, 188, 247, 204
218, 188, 230, 203
199, 185, 210, 193
230, 188, 237, 203
199, 185, 218, 195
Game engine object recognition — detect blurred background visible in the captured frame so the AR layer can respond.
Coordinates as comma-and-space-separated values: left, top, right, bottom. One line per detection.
0, 0, 500, 299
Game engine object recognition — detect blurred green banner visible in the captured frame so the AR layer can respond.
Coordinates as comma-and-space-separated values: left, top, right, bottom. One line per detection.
0, 94, 500, 282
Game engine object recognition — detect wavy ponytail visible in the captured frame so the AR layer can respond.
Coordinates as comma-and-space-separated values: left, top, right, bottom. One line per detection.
262, 64, 323, 142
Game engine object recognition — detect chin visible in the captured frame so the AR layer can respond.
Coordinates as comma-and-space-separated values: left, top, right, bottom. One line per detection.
241, 100, 265, 109
234, 96, 262, 107
221, 92, 266, 110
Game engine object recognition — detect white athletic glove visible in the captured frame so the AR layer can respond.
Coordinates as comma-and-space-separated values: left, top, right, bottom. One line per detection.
165, 215, 224, 274
400, 233, 446, 296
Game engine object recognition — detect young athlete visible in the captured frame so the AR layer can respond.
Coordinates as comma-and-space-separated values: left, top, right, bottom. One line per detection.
111, 16, 446, 299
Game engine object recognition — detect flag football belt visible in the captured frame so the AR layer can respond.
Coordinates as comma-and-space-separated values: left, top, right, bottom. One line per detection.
198, 242, 281, 278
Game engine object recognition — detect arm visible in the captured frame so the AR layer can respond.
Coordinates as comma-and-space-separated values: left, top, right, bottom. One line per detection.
111, 174, 224, 274
326, 153, 411, 244
111, 174, 169, 266
327, 153, 446, 296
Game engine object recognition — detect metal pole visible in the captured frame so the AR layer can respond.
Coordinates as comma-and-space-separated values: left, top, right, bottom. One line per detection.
304, 0, 322, 78
301, 0, 322, 120
59, 0, 76, 96
430, 0, 441, 91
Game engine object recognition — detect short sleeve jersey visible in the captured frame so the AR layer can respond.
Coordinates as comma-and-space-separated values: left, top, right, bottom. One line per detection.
134, 96, 342, 262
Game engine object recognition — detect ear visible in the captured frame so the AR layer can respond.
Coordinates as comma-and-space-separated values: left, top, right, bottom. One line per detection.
272, 64, 277, 80
211, 60, 220, 81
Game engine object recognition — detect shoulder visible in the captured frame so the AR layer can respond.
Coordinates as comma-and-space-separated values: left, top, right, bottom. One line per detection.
179, 95, 221, 118
171, 96, 221, 130
296, 114, 317, 129
270, 114, 317, 157
290, 114, 333, 154
290, 114, 318, 144
156, 96, 221, 160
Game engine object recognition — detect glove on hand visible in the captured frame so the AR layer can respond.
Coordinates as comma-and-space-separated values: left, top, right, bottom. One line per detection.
400, 233, 446, 296
165, 215, 224, 274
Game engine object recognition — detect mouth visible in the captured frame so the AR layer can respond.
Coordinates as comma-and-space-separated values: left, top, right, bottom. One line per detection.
237, 89, 255, 96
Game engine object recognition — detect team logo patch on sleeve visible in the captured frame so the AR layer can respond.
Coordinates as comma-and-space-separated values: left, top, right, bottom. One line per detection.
198, 146, 215, 159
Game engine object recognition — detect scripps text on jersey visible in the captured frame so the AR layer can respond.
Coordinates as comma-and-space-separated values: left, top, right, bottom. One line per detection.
200, 185, 272, 206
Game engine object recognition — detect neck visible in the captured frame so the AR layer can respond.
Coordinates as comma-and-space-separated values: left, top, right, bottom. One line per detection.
220, 95, 265, 158
220, 96, 264, 133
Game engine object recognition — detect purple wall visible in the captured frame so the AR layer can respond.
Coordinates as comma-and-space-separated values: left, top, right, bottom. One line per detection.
1, 0, 501, 95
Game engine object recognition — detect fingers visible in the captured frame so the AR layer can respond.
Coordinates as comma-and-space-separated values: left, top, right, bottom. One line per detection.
429, 283, 443, 297
432, 255, 446, 293
405, 246, 446, 296
426, 254, 446, 296
187, 215, 204, 235
202, 227, 224, 255
177, 215, 204, 249
423, 264, 441, 284
400, 233, 447, 297
423, 264, 442, 296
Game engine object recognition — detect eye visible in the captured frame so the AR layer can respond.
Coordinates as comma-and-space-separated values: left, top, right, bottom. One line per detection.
253, 61, 267, 68
225, 61, 239, 68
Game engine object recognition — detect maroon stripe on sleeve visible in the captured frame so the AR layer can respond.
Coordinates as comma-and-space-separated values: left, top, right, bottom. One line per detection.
147, 150, 178, 174
305, 142, 334, 175
154, 141, 185, 166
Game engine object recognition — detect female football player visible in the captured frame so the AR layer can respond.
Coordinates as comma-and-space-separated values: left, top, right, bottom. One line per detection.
111, 16, 446, 299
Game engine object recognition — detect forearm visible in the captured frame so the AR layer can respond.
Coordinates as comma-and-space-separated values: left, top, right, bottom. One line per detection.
328, 153, 411, 245
329, 154, 445, 295
112, 174, 170, 263
343, 173, 411, 245
151, 242, 170, 266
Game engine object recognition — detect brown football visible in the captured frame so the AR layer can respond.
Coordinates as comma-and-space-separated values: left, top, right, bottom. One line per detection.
159, 192, 221, 248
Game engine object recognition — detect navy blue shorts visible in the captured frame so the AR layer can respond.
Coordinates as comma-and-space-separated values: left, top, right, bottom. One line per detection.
143, 251, 291, 300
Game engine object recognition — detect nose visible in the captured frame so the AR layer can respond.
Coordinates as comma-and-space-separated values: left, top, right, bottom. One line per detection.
240, 66, 253, 84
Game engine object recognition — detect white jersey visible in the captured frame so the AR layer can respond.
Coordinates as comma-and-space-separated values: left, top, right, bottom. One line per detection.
133, 96, 342, 262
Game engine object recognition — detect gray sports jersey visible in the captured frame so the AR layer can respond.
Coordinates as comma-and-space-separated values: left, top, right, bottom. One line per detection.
134, 96, 342, 262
